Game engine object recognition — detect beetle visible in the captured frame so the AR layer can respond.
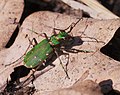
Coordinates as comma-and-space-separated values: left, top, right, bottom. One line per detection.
1, 18, 93, 93
23, 18, 82, 79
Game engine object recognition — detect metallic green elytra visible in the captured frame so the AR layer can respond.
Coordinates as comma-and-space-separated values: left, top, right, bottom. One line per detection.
24, 39, 53, 68
24, 31, 68, 68
24, 19, 81, 69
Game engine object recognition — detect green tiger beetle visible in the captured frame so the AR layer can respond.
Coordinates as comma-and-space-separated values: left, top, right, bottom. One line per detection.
24, 19, 85, 78
6, 18, 90, 79
24, 19, 82, 79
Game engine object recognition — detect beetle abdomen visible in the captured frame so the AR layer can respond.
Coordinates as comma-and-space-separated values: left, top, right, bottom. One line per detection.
24, 39, 53, 68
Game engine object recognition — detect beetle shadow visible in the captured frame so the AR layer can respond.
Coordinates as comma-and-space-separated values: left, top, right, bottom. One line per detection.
99, 79, 120, 95
64, 36, 84, 49
0, 65, 36, 94
10, 65, 31, 83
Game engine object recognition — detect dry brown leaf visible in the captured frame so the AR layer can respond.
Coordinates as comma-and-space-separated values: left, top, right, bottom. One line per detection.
0, 0, 24, 50
37, 71, 102, 95
42, 80, 102, 95
0, 11, 120, 94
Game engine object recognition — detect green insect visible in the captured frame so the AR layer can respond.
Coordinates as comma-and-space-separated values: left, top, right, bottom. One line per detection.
23, 19, 83, 79
6, 19, 84, 78
24, 31, 70, 68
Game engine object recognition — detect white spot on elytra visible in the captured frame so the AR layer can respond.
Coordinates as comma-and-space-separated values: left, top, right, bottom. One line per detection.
30, 65, 33, 68
46, 53, 49, 56
42, 63, 45, 66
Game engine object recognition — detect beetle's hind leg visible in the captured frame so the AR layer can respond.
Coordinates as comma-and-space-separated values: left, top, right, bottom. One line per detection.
54, 49, 70, 79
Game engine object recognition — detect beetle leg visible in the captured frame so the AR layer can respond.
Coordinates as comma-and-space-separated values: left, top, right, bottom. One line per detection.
5, 46, 30, 67
41, 33, 49, 40
20, 37, 38, 55
28, 37, 38, 47
32, 32, 48, 40
5, 38, 38, 67
52, 28, 57, 35
53, 18, 82, 33
54, 49, 70, 79
30, 70, 35, 87
61, 52, 70, 78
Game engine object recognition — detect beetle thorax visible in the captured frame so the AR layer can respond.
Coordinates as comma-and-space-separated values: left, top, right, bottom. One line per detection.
50, 31, 68, 46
